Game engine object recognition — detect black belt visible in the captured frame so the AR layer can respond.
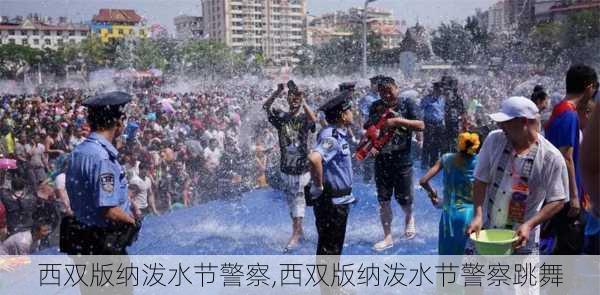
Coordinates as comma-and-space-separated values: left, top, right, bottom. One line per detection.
323, 188, 352, 198
304, 185, 352, 207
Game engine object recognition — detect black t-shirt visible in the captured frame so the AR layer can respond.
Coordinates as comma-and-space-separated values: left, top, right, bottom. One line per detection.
0, 193, 35, 235
267, 108, 316, 175
444, 93, 465, 130
367, 97, 421, 167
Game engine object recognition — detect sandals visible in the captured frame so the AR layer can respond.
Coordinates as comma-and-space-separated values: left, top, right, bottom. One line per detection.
373, 240, 394, 251
404, 216, 417, 240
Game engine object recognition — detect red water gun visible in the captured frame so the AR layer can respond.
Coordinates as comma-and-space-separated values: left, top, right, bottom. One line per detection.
354, 108, 400, 161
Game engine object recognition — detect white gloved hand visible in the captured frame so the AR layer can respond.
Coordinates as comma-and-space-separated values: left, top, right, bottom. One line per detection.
309, 183, 324, 198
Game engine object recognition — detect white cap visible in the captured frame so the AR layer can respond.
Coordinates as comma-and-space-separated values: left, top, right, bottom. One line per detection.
489, 96, 540, 122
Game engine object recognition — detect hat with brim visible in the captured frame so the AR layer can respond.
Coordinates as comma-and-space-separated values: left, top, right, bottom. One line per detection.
488, 112, 514, 123
489, 96, 540, 123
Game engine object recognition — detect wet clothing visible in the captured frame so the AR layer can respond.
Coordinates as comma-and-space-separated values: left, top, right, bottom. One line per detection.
438, 153, 477, 255
444, 93, 465, 153
375, 161, 413, 205
0, 191, 35, 236
359, 91, 379, 122
313, 126, 353, 196
368, 96, 421, 204
368, 97, 421, 168
544, 100, 586, 254
62, 132, 138, 255
66, 132, 131, 228
474, 130, 569, 254
420, 95, 445, 124
421, 94, 446, 167
267, 108, 316, 175
312, 125, 354, 255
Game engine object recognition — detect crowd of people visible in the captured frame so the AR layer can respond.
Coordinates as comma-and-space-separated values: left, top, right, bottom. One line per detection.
0, 63, 598, 256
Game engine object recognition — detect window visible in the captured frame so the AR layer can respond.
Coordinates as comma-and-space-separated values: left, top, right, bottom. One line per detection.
69, 31, 75, 36
33, 39, 39, 45
82, 31, 87, 36
69, 39, 75, 44
8, 30, 15, 35
32, 30, 39, 35
9, 39, 15, 44
44, 30, 50, 36
118, 29, 124, 34
45, 39, 51, 45
21, 30, 27, 35
57, 39, 63, 45
22, 39, 28, 45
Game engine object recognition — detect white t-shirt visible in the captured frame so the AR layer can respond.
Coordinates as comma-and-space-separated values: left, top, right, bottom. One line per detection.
125, 161, 140, 180
55, 173, 66, 190
129, 175, 152, 209
204, 130, 225, 149
0, 231, 38, 255
203, 147, 222, 171
474, 130, 569, 251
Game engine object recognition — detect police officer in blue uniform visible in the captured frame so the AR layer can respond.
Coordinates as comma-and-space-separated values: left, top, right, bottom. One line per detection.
307, 92, 355, 255
60, 91, 140, 255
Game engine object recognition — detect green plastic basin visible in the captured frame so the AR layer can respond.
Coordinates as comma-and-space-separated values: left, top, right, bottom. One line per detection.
470, 229, 517, 255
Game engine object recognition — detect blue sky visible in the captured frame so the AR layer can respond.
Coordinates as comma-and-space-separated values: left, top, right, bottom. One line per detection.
0, 0, 497, 32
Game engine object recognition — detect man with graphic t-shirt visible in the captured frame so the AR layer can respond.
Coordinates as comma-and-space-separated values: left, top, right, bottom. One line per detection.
545, 64, 599, 254
263, 81, 317, 252
368, 77, 424, 251
467, 96, 568, 255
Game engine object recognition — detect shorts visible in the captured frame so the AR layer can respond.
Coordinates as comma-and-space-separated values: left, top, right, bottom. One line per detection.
280, 172, 310, 218
374, 158, 413, 206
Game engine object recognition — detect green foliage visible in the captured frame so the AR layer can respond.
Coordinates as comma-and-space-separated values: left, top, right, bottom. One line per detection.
0, 44, 43, 79
431, 21, 475, 64
524, 10, 600, 68
308, 29, 385, 75
397, 28, 432, 61
179, 40, 244, 77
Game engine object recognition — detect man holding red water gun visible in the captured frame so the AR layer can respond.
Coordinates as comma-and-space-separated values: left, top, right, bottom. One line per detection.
362, 76, 424, 251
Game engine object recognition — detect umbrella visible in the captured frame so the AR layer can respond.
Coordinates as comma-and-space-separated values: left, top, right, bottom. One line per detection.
0, 158, 17, 170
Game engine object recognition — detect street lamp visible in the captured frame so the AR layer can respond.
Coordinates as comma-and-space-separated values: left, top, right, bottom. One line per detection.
362, 0, 377, 78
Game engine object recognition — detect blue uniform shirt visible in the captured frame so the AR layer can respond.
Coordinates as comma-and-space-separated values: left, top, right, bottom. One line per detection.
313, 126, 353, 195
420, 94, 445, 124
66, 132, 131, 227
359, 91, 380, 122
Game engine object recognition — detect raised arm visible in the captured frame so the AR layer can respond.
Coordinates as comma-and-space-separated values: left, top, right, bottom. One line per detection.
262, 84, 285, 112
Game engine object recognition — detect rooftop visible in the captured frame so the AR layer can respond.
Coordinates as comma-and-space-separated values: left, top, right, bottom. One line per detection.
92, 9, 142, 24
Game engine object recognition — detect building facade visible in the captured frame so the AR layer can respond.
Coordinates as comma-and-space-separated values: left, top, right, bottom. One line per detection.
536, 0, 600, 23
201, 0, 306, 65
174, 15, 205, 40
488, 1, 508, 33
91, 9, 147, 42
308, 6, 403, 49
504, 0, 536, 30
0, 15, 88, 49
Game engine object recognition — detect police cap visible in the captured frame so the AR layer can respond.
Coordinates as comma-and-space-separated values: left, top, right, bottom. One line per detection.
319, 92, 353, 119
82, 91, 132, 108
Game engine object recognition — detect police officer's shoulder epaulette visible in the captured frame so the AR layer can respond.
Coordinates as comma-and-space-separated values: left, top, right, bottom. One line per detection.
331, 128, 339, 139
